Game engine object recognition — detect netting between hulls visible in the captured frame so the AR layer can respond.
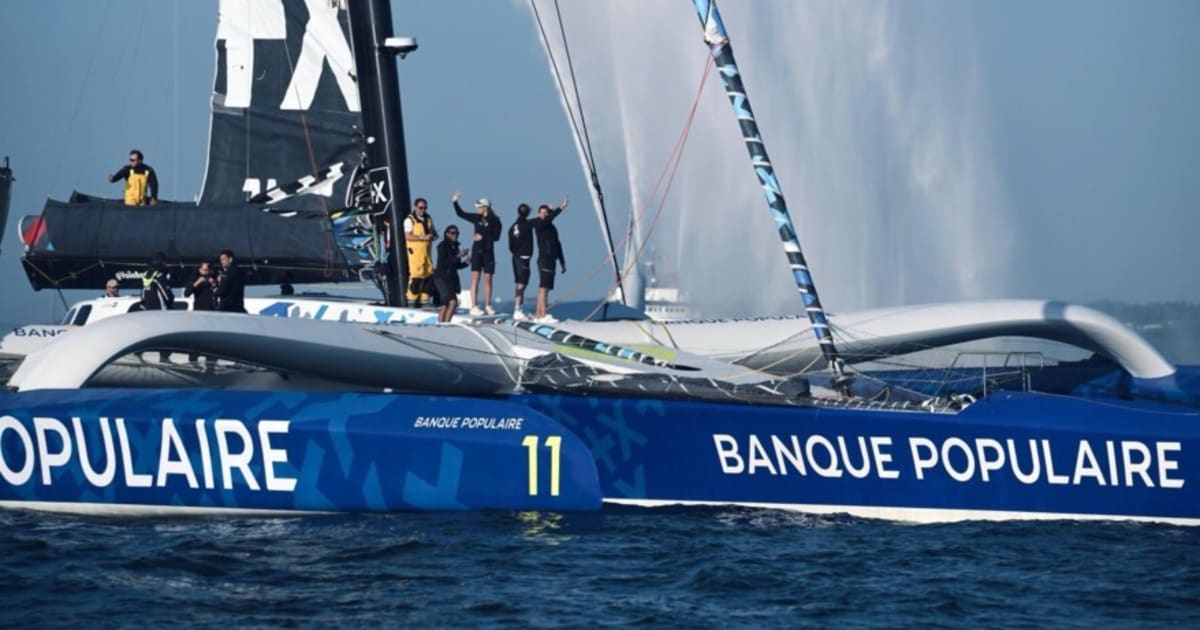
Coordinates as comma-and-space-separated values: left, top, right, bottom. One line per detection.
520, 353, 811, 407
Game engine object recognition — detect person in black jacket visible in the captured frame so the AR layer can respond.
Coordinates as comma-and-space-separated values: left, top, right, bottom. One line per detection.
451, 191, 502, 316
433, 225, 470, 323
215, 249, 246, 313
531, 198, 568, 322
185, 260, 217, 310
507, 203, 534, 320
139, 252, 174, 310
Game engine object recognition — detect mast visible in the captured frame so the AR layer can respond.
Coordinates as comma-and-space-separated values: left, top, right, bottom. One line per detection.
690, 0, 848, 384
347, 0, 414, 306
0, 157, 11, 256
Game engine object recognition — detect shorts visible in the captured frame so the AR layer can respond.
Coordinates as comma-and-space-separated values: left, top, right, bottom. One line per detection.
512, 255, 531, 285
434, 274, 461, 303
538, 259, 557, 290
470, 247, 495, 274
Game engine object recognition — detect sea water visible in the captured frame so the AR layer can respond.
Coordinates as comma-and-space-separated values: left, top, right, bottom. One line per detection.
1, 507, 1198, 626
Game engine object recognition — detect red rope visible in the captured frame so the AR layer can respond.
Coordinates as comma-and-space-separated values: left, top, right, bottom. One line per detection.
555, 54, 714, 319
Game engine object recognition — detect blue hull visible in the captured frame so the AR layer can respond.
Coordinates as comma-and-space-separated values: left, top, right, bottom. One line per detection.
0, 383, 1197, 523
522, 391, 1200, 524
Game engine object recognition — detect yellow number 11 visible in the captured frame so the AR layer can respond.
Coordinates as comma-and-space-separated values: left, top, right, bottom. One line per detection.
522, 435, 562, 496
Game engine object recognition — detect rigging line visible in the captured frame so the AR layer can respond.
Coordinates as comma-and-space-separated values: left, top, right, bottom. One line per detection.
173, 0, 179, 201
530, 0, 624, 300
529, 0, 591, 177
574, 54, 713, 321
55, 4, 113, 186
279, 25, 337, 276
549, 1, 624, 294
554, 53, 713, 311
552, 0, 601, 186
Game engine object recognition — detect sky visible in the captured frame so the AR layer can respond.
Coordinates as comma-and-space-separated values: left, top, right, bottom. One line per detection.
0, 0, 1198, 325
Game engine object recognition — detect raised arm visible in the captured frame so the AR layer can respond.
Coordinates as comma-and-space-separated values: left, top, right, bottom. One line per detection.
451, 190, 475, 221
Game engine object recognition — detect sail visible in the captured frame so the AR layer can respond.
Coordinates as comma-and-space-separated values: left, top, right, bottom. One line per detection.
18, 1, 382, 291
21, 196, 351, 290
201, 0, 361, 210
0, 157, 11, 255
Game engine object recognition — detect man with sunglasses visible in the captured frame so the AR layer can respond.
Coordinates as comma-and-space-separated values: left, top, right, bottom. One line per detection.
107, 149, 159, 206
404, 197, 436, 307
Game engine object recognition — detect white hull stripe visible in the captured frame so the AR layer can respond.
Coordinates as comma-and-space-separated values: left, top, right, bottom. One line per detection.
603, 498, 1200, 527
0, 500, 329, 518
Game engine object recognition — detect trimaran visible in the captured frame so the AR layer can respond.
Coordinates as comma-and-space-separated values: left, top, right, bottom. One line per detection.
1, 0, 1197, 524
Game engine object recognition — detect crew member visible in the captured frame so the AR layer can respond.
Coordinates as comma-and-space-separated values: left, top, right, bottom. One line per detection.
185, 260, 217, 311
107, 149, 159, 206
404, 197, 436, 307
508, 203, 534, 320
433, 224, 470, 323
531, 198, 568, 322
215, 249, 246, 313
451, 191, 502, 315
104, 278, 120, 298
140, 252, 174, 310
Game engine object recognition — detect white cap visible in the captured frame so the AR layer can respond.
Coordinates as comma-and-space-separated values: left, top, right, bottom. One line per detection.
475, 198, 491, 208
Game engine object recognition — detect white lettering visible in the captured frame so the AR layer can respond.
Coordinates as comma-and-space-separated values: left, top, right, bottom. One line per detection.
975, 438, 1005, 482
1042, 440, 1070, 485
0, 415, 34, 485
941, 437, 976, 482
34, 417, 72, 485
747, 435, 777, 475
806, 435, 842, 478
1122, 441, 1154, 488
909, 437, 938, 480
1007, 438, 1041, 484
196, 419, 215, 490
838, 436, 871, 479
280, 0, 360, 112
217, 0, 286, 108
116, 418, 152, 488
157, 418, 199, 489
73, 416, 115, 487
259, 420, 297, 492
1072, 440, 1106, 486
1158, 442, 1184, 489
869, 436, 899, 479
771, 435, 807, 476
215, 419, 260, 490
713, 434, 744, 474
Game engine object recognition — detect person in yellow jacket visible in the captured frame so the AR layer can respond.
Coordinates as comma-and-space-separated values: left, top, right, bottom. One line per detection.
404, 197, 436, 307
107, 149, 159, 206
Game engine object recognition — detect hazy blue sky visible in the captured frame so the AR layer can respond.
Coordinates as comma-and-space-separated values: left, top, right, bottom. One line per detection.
0, 1, 1197, 325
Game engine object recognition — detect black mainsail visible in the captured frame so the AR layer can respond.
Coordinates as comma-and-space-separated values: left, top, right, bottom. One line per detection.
20, 0, 396, 292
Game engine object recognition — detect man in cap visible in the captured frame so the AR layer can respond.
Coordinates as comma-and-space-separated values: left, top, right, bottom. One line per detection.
451, 190, 503, 315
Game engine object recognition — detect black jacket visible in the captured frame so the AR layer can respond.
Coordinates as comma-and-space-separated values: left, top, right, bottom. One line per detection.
185, 272, 217, 311
109, 163, 159, 201
453, 202, 502, 252
508, 216, 534, 257
435, 239, 469, 277
140, 266, 174, 310
531, 206, 565, 264
215, 263, 246, 312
